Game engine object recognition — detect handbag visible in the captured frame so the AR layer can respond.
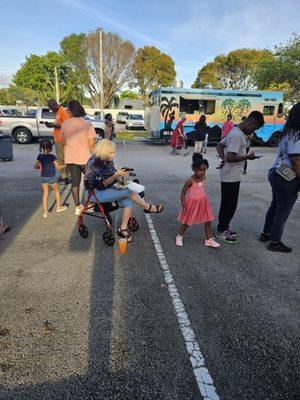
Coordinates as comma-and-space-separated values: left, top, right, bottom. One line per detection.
276, 149, 296, 181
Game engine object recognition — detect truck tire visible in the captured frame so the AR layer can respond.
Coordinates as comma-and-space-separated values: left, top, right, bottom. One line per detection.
14, 127, 33, 144
268, 131, 282, 147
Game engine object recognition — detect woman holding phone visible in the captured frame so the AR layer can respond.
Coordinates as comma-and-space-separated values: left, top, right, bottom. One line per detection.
260, 103, 300, 252
85, 139, 164, 242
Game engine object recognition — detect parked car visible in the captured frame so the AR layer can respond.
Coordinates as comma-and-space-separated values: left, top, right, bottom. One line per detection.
0, 108, 23, 116
125, 114, 145, 130
116, 111, 129, 124
25, 109, 37, 117
0, 109, 12, 116
0, 108, 105, 144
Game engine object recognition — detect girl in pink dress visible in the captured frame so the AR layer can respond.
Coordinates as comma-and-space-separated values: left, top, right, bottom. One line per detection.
176, 158, 220, 248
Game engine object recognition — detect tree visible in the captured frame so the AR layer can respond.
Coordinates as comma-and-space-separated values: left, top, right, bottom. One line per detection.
132, 46, 176, 105
79, 30, 136, 108
0, 89, 10, 105
60, 31, 137, 107
13, 52, 84, 104
192, 49, 274, 90
255, 34, 300, 102
6, 85, 39, 110
60, 33, 90, 102
119, 90, 139, 100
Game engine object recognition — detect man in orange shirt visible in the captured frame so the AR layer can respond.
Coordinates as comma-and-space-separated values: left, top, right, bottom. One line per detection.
45, 99, 71, 184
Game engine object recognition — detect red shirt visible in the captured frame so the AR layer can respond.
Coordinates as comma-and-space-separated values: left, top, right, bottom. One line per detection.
222, 120, 234, 138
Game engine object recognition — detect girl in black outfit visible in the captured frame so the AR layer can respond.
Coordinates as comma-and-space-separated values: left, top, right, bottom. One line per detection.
194, 115, 207, 154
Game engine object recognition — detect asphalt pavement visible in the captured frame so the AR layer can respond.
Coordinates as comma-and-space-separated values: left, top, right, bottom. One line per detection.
0, 142, 299, 400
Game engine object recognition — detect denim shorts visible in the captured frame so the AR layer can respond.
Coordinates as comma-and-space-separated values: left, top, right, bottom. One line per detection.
41, 176, 57, 185
84, 187, 134, 208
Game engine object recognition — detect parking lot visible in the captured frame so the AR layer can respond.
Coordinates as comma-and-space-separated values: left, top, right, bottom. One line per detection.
0, 141, 299, 400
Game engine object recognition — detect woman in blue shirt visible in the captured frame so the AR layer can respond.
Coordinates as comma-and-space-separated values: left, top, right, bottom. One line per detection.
261, 103, 300, 252
85, 140, 164, 242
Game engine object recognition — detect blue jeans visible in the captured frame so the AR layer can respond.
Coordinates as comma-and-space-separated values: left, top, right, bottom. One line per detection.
263, 168, 299, 242
85, 187, 134, 208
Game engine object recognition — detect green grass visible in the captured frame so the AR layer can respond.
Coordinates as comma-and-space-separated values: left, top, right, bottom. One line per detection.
116, 131, 149, 141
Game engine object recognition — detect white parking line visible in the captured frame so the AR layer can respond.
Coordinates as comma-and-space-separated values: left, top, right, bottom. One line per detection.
145, 214, 220, 400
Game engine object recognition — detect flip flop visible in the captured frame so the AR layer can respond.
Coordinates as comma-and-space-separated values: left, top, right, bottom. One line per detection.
144, 204, 164, 214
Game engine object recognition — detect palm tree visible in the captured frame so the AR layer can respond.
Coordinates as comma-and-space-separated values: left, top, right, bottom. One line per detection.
160, 96, 179, 128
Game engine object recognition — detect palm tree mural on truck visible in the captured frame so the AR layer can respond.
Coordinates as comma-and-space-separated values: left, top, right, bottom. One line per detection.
221, 98, 251, 121
160, 96, 179, 128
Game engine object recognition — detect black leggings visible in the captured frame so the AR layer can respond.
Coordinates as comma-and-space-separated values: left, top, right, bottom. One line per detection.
67, 164, 86, 206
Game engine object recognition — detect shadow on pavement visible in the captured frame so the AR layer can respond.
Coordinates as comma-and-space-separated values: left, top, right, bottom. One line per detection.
0, 209, 166, 400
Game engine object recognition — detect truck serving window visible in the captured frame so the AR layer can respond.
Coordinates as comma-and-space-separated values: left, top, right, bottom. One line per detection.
277, 103, 283, 118
180, 98, 199, 114
180, 97, 216, 115
200, 100, 215, 115
263, 105, 275, 116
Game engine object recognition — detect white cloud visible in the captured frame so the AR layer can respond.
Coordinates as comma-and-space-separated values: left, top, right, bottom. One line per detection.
168, 0, 300, 85
59, 0, 167, 49
0, 74, 12, 88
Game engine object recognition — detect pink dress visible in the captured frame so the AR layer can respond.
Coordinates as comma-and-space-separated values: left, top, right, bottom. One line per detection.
178, 179, 214, 225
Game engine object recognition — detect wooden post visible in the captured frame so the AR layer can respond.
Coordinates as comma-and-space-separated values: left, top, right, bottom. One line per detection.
54, 66, 60, 103
99, 28, 104, 119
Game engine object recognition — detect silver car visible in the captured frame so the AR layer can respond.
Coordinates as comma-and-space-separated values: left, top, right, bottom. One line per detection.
125, 114, 145, 130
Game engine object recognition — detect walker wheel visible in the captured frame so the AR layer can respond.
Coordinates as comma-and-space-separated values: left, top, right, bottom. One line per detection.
103, 230, 115, 246
78, 224, 89, 239
128, 217, 139, 232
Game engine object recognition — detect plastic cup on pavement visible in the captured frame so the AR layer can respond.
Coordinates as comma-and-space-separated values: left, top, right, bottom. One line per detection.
119, 238, 127, 254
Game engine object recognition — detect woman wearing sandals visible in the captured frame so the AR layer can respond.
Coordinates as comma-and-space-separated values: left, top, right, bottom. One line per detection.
85, 139, 164, 242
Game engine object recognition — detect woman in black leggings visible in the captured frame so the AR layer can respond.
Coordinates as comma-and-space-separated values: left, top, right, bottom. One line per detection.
60, 100, 96, 215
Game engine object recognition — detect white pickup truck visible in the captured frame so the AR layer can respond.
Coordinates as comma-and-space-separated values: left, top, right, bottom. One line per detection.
0, 107, 105, 144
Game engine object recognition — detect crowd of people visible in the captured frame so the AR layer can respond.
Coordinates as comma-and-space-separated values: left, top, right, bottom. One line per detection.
172, 105, 300, 252
1, 100, 299, 253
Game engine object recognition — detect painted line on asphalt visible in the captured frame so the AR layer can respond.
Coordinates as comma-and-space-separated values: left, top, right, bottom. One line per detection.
145, 213, 220, 400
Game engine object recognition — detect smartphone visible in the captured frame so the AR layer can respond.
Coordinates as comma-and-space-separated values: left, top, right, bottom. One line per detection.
122, 167, 134, 171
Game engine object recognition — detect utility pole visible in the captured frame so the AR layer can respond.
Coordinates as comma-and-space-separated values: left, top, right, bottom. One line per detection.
99, 27, 104, 118
54, 66, 60, 103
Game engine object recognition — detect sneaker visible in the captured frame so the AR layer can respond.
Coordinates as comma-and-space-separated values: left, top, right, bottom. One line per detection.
259, 232, 270, 242
56, 205, 68, 213
43, 211, 49, 218
205, 238, 220, 248
267, 242, 292, 253
242, 171, 247, 175
176, 235, 183, 246
216, 231, 238, 244
75, 205, 83, 216
226, 228, 237, 237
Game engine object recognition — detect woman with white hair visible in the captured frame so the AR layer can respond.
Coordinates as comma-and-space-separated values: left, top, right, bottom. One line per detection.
85, 139, 164, 242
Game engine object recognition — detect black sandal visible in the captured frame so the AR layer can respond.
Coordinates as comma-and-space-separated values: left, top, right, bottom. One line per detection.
117, 228, 132, 242
144, 204, 164, 214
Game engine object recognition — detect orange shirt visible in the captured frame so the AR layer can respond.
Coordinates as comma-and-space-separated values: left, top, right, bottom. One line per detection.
53, 106, 70, 143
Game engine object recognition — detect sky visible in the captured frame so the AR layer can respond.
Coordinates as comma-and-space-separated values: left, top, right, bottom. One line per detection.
0, 0, 299, 89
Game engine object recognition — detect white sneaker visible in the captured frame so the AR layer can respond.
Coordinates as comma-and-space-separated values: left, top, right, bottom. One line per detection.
176, 235, 183, 246
75, 205, 83, 216
56, 206, 68, 213
205, 238, 220, 248
43, 211, 49, 218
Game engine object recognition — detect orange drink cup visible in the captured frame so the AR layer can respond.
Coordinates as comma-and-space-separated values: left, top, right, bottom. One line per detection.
119, 238, 127, 254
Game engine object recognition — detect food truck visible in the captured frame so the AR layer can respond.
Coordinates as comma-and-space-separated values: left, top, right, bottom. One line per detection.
146, 87, 285, 146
